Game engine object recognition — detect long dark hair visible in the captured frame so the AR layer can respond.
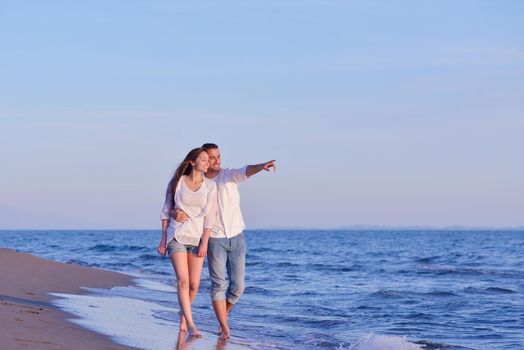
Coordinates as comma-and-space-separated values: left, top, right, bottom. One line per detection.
165, 147, 208, 208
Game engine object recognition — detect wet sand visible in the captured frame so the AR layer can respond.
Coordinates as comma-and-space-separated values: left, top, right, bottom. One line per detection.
0, 248, 137, 350
0, 248, 253, 350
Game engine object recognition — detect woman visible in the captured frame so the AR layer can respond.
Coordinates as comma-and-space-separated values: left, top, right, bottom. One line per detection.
157, 147, 217, 337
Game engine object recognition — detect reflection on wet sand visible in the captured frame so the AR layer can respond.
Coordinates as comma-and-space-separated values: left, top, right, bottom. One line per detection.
175, 331, 238, 350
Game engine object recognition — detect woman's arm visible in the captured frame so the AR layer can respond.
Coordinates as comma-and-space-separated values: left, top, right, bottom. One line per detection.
198, 183, 218, 257
157, 219, 170, 256
197, 228, 211, 257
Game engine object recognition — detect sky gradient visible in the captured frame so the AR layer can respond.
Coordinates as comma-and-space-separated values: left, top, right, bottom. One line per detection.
1, 1, 523, 229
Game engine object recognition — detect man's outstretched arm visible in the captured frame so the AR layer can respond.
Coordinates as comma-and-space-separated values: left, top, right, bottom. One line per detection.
246, 160, 276, 177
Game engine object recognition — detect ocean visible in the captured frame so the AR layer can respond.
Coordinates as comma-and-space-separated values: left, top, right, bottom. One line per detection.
1, 230, 523, 350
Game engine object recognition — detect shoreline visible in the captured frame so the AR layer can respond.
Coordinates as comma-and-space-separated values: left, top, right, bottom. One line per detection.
0, 248, 253, 350
0, 248, 138, 350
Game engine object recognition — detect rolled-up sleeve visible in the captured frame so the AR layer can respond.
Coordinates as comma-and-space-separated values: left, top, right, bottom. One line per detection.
160, 185, 173, 221
228, 165, 249, 183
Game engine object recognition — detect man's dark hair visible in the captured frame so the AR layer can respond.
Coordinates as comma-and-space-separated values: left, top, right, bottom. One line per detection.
202, 143, 219, 151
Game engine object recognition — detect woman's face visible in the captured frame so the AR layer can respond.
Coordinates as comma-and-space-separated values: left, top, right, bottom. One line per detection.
192, 151, 209, 173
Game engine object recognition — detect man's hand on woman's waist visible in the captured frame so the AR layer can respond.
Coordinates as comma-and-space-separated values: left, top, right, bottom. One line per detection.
170, 208, 189, 223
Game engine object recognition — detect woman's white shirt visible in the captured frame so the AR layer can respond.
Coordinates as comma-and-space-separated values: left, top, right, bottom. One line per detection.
160, 177, 218, 247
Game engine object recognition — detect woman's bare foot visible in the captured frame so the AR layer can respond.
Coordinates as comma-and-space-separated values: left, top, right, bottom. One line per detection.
219, 325, 230, 340
179, 312, 187, 332
189, 325, 202, 338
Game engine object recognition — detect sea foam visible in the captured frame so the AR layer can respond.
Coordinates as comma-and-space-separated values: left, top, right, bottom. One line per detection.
349, 333, 423, 350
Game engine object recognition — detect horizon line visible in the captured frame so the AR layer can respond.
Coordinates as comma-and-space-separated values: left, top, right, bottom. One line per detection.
1, 226, 524, 231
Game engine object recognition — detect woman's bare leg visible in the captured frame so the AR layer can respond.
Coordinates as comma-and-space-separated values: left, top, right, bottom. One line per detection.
187, 252, 205, 336
170, 252, 201, 337
187, 252, 205, 300
176, 252, 205, 334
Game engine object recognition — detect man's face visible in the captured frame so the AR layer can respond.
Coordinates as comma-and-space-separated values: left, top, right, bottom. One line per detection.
207, 148, 221, 172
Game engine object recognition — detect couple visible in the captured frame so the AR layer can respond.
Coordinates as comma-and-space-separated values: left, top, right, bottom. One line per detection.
157, 143, 275, 340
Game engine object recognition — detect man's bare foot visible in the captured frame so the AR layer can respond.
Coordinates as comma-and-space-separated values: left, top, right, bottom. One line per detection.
189, 326, 202, 338
179, 312, 188, 332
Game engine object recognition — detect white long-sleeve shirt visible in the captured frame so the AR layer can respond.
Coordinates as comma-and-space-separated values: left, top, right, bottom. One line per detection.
161, 177, 218, 246
208, 166, 250, 239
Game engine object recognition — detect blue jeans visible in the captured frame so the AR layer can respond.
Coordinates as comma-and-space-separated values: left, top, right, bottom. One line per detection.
207, 232, 246, 304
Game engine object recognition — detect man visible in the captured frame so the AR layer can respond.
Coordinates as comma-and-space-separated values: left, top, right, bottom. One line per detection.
172, 143, 275, 339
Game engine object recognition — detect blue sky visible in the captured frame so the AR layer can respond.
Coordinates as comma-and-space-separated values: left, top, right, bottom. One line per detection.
1, 1, 523, 229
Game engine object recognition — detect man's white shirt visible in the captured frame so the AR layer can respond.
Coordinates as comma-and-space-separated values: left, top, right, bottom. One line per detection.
208, 166, 249, 239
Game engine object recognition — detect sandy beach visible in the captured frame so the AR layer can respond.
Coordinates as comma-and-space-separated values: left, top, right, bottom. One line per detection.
0, 248, 137, 350
0, 247, 253, 350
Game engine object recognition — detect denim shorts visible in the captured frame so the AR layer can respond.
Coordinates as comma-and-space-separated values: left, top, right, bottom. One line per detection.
167, 239, 199, 255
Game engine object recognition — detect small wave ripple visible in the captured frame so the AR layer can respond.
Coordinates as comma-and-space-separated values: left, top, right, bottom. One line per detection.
349, 334, 423, 350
